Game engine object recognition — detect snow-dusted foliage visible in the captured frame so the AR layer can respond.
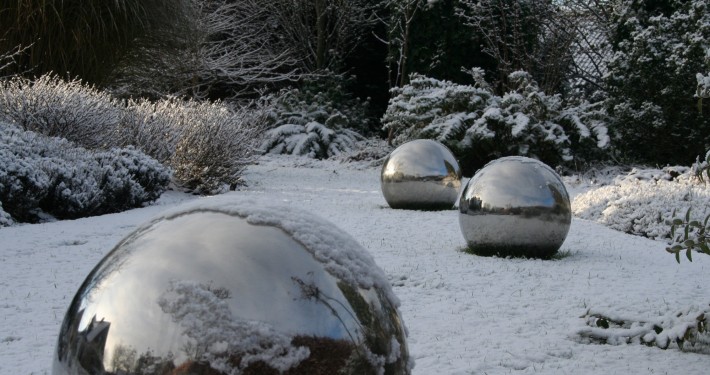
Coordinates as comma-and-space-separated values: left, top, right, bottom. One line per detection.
260, 83, 368, 159
169, 102, 267, 194
0, 200, 14, 227
698, 73, 710, 99
154, 197, 401, 306
382, 71, 491, 146
604, 0, 710, 165
158, 280, 310, 374
572, 166, 710, 239
122, 97, 266, 194
0, 74, 123, 149
0, 121, 170, 223
577, 305, 710, 353
119, 98, 186, 164
382, 71, 609, 173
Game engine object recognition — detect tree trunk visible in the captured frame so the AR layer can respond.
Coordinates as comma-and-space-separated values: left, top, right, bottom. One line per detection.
315, 0, 327, 70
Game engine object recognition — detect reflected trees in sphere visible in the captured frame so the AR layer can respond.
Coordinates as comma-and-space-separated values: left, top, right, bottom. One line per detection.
53, 199, 410, 375
458, 156, 571, 259
381, 139, 462, 210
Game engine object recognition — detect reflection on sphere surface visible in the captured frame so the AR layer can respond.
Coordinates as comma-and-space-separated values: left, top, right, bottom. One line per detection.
459, 156, 571, 259
53, 204, 410, 375
381, 139, 461, 210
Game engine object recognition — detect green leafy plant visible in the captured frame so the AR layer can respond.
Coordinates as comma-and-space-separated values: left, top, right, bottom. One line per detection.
667, 208, 710, 263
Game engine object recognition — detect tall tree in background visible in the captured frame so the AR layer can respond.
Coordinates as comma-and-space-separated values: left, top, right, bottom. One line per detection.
557, 0, 617, 97
264, 0, 379, 73
456, 0, 575, 95
382, 0, 423, 90
107, 0, 304, 99
406, 0, 494, 85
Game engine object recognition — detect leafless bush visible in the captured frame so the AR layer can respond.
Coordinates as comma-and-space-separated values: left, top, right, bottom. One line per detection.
0, 74, 123, 149
169, 101, 268, 194
122, 97, 268, 194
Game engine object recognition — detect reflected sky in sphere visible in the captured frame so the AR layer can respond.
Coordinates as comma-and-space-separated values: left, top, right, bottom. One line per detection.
458, 156, 571, 258
54, 205, 410, 374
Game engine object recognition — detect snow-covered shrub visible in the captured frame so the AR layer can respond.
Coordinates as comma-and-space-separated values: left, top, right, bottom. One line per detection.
691, 150, 710, 183
572, 166, 710, 239
121, 98, 266, 194
261, 81, 368, 159
0, 74, 123, 149
94, 146, 172, 210
382, 71, 609, 174
0, 122, 56, 222
0, 121, 169, 222
578, 305, 709, 352
171, 102, 266, 194
382, 71, 491, 147
604, 0, 710, 165
698, 73, 710, 99
0, 200, 13, 227
119, 98, 186, 164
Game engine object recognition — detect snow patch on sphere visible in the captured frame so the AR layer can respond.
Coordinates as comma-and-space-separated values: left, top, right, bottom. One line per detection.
53, 197, 410, 375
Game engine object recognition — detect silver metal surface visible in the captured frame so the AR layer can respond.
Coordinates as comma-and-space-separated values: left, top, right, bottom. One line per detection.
54, 207, 409, 374
458, 156, 571, 258
381, 139, 462, 210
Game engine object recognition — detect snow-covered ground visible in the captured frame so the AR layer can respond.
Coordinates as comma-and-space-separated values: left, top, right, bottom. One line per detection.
1, 156, 709, 374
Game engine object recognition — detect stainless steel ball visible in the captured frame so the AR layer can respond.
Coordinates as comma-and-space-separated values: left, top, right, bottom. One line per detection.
381, 139, 462, 210
458, 156, 571, 259
54, 199, 410, 375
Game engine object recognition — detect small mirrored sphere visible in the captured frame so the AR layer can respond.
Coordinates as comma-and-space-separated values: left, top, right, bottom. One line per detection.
54, 199, 410, 375
458, 156, 571, 259
381, 139, 462, 210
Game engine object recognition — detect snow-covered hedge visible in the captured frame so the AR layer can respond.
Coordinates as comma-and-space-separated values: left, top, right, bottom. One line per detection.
0, 74, 265, 195
382, 70, 609, 174
0, 121, 170, 224
168, 101, 267, 194
0, 200, 13, 227
0, 75, 123, 149
121, 97, 267, 194
572, 166, 710, 239
260, 82, 368, 159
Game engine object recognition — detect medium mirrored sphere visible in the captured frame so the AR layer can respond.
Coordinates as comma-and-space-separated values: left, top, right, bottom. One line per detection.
54, 199, 410, 375
381, 139, 462, 210
459, 156, 571, 259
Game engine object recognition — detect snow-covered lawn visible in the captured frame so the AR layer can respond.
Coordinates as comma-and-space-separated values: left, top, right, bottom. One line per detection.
1, 156, 709, 374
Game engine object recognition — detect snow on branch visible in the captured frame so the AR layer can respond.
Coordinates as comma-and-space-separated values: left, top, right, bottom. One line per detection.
576, 305, 710, 353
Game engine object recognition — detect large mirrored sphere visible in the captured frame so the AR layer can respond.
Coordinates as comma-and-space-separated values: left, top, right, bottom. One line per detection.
458, 156, 571, 259
381, 139, 462, 210
54, 199, 410, 375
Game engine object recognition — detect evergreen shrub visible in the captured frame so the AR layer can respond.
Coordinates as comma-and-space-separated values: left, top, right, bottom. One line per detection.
382, 70, 608, 175
0, 121, 170, 223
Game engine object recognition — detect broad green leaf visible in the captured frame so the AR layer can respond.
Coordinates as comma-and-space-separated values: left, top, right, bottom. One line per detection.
685, 208, 692, 222
686, 248, 693, 262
